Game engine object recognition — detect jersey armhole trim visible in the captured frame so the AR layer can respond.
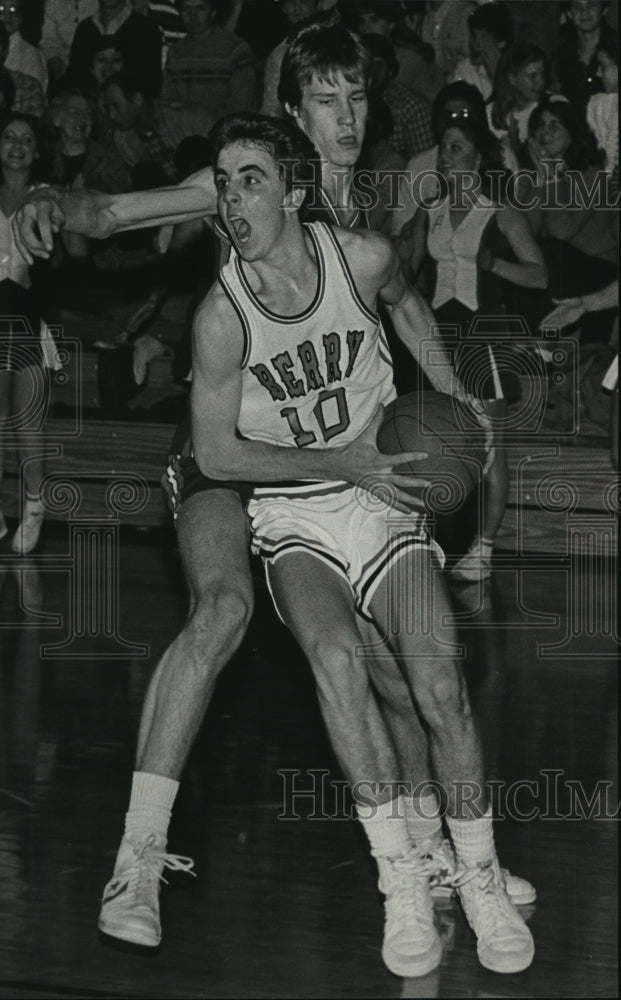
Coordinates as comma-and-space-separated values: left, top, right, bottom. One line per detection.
218, 271, 252, 369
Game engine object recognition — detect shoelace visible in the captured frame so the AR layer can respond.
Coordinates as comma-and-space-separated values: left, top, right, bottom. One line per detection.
127, 834, 196, 906
383, 851, 437, 933
421, 839, 462, 887
452, 862, 523, 941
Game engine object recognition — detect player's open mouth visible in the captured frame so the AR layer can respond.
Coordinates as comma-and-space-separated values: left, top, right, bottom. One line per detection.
338, 136, 358, 146
230, 217, 251, 244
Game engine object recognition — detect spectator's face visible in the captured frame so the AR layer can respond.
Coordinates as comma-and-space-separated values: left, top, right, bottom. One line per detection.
0, 1, 21, 35
510, 60, 545, 105
291, 70, 368, 168
358, 11, 392, 37
281, 0, 318, 26
0, 119, 37, 172
92, 46, 125, 86
532, 109, 571, 160
596, 50, 618, 92
104, 83, 140, 130
55, 96, 93, 146
469, 28, 501, 68
179, 0, 213, 37
568, 0, 604, 33
438, 126, 480, 184
215, 140, 291, 262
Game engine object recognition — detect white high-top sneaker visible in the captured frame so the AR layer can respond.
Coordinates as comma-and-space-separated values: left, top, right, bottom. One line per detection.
98, 831, 195, 947
454, 857, 535, 974
377, 848, 443, 978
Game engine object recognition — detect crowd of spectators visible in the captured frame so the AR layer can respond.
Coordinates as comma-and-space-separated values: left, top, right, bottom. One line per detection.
0, 0, 617, 559
0, 1, 614, 224
1, 0, 618, 431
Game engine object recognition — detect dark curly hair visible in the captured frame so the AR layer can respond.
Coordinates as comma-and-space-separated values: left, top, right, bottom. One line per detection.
0, 111, 48, 183
437, 116, 509, 200
208, 112, 317, 195
526, 97, 605, 170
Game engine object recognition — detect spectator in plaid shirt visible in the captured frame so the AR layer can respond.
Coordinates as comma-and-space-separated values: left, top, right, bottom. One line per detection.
0, 23, 44, 117
102, 70, 214, 182
362, 32, 433, 161
162, 0, 256, 115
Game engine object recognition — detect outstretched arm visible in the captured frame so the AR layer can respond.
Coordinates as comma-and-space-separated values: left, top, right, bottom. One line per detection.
331, 227, 476, 403
191, 284, 427, 496
13, 167, 218, 264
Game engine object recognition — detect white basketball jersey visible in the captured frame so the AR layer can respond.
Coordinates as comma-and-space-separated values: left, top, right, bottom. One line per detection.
219, 222, 395, 496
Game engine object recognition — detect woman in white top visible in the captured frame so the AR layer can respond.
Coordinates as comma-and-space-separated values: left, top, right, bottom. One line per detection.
0, 112, 49, 554
396, 116, 547, 580
587, 35, 618, 197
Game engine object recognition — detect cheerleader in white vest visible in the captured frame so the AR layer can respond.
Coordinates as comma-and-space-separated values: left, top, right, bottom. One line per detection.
400, 115, 547, 580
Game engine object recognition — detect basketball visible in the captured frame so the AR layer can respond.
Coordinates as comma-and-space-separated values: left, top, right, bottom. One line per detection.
376, 391, 488, 509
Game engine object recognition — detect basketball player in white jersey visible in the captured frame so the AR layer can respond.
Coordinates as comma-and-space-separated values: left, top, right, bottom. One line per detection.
182, 112, 534, 977
13, 22, 533, 973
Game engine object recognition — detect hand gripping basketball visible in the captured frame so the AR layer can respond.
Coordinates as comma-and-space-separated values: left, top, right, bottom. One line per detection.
377, 391, 489, 511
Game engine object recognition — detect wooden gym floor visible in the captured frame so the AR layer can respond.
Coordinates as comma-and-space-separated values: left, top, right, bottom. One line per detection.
0, 524, 617, 999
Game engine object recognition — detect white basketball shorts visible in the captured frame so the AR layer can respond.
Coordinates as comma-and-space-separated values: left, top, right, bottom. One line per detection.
248, 485, 445, 622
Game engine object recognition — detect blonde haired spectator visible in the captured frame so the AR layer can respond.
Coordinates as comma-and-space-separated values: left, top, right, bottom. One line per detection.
421, 0, 475, 80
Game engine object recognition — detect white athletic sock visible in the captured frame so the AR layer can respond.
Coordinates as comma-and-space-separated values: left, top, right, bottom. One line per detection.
123, 771, 179, 842
403, 789, 443, 847
475, 537, 494, 555
446, 804, 495, 866
356, 797, 412, 859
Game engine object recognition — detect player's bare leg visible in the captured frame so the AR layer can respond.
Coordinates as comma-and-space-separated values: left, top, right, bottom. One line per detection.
369, 545, 534, 974
267, 551, 442, 977
137, 490, 253, 775
99, 489, 254, 947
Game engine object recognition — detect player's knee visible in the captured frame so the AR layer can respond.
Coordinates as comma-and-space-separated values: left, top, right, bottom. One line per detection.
190, 580, 254, 645
307, 635, 366, 706
415, 670, 472, 730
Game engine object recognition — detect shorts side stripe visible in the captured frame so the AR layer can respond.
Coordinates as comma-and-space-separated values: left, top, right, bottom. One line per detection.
357, 532, 445, 620
253, 534, 348, 578
252, 481, 351, 501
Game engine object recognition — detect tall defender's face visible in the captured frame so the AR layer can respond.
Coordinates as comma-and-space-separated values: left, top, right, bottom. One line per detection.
293, 70, 368, 168
215, 140, 289, 261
